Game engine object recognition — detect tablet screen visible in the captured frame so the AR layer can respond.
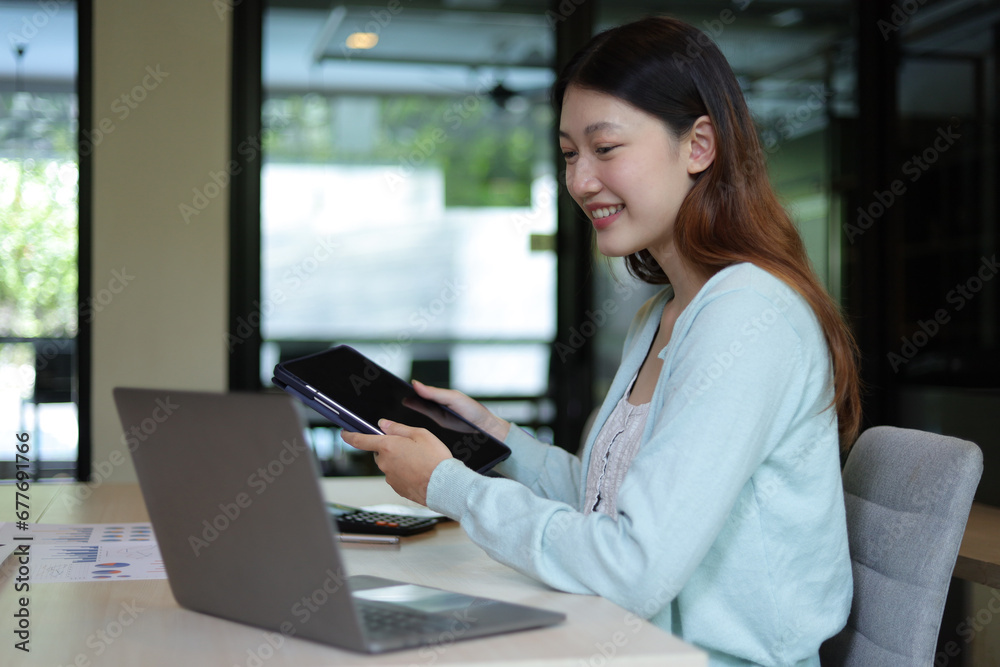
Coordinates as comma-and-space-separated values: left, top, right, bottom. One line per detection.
276, 346, 510, 472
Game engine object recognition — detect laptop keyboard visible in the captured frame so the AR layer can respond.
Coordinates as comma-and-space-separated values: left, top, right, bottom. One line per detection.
358, 601, 462, 637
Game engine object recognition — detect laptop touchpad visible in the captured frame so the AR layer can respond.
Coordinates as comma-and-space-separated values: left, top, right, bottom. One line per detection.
353, 584, 477, 614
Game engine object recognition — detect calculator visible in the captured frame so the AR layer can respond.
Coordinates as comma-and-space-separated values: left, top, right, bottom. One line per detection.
327, 502, 441, 536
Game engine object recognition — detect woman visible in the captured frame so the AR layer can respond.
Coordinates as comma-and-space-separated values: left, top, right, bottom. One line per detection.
344, 16, 861, 666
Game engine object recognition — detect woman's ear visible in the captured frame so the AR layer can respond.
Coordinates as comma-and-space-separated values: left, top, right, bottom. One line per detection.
686, 115, 716, 175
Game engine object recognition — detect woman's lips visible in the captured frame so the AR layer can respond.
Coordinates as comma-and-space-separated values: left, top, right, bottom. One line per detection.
591, 204, 624, 230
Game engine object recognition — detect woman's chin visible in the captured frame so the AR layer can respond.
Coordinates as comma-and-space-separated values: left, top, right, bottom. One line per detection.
595, 238, 641, 259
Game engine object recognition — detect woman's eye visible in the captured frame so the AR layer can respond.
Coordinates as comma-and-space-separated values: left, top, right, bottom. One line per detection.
595, 145, 619, 155
561, 149, 577, 160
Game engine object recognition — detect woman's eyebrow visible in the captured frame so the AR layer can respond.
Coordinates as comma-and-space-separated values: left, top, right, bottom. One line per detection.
559, 121, 623, 139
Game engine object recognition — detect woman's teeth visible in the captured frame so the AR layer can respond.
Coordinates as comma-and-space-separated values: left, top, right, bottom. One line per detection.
593, 205, 624, 220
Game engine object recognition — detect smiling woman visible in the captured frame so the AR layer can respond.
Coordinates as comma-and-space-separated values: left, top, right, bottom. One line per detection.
343, 15, 863, 667
553, 17, 861, 446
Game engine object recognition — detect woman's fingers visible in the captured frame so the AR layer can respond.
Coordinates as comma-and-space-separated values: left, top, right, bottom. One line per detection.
412, 380, 466, 407
340, 430, 382, 453
342, 419, 452, 506
411, 380, 510, 440
378, 418, 423, 439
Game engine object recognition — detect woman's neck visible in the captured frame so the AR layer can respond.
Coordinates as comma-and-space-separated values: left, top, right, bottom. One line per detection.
650, 244, 707, 311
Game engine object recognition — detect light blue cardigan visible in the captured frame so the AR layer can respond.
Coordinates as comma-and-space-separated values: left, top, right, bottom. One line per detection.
426, 263, 852, 666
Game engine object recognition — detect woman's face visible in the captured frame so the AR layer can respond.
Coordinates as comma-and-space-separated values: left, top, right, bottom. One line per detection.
559, 86, 701, 259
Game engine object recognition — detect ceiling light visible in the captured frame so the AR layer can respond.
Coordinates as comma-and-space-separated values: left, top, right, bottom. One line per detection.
345, 32, 378, 49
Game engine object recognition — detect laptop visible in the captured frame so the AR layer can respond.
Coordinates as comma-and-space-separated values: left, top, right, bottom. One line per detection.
112, 387, 565, 653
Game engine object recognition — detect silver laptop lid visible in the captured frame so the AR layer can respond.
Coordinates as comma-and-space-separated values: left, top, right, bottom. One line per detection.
113, 387, 368, 651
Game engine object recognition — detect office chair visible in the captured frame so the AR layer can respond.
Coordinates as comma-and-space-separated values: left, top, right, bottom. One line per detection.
819, 426, 983, 667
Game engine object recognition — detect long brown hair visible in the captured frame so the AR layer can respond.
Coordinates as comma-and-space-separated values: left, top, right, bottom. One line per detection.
555, 16, 861, 449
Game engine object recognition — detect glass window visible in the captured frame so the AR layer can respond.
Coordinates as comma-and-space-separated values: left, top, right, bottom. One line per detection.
890, 1, 997, 382
261, 2, 558, 470
0, 1, 79, 479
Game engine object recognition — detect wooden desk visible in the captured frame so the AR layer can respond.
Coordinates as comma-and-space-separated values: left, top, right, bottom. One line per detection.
955, 502, 1000, 590
0, 480, 707, 666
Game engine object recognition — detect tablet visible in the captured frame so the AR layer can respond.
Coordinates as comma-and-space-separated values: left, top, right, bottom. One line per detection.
272, 345, 511, 474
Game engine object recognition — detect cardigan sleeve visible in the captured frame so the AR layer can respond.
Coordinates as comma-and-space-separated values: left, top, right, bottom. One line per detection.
425, 284, 833, 618
490, 425, 583, 507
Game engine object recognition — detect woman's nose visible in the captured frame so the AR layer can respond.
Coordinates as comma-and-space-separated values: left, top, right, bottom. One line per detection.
567, 161, 600, 200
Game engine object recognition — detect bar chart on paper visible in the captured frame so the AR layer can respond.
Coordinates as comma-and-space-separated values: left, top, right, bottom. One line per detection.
0, 522, 155, 544
29, 542, 165, 582
0, 522, 166, 582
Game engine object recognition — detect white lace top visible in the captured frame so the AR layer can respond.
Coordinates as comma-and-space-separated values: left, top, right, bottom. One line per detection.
583, 376, 650, 519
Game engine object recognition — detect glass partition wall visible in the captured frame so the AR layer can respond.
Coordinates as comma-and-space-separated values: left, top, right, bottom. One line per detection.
0, 1, 80, 479
261, 1, 558, 473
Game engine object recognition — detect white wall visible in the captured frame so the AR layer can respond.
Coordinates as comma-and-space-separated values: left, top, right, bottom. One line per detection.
90, 0, 231, 482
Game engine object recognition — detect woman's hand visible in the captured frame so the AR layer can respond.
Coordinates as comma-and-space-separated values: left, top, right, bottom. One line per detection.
341, 419, 453, 506
411, 380, 511, 441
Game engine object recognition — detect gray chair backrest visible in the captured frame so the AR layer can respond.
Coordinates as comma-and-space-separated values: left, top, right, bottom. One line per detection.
820, 426, 983, 667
